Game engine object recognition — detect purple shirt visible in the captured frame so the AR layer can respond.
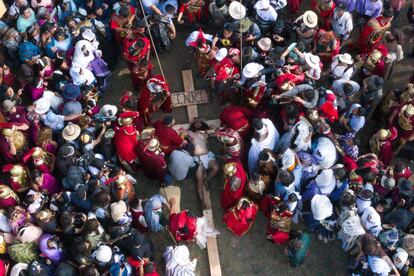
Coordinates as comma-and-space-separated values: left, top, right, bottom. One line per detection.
356, 0, 383, 17
335, 0, 356, 12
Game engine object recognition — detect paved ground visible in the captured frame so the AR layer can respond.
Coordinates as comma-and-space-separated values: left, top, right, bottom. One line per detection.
101, 5, 414, 276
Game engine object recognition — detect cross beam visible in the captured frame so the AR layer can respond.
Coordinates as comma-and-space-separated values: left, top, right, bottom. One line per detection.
177, 70, 222, 276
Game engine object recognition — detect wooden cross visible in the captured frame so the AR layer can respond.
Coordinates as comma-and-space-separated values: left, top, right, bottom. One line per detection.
173, 70, 222, 276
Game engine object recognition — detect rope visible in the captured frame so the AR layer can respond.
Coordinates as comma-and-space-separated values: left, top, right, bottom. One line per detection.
239, 1, 244, 104
137, 2, 167, 82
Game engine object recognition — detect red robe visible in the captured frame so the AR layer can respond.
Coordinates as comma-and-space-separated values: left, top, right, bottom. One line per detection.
153, 120, 184, 155
168, 211, 197, 242
131, 208, 148, 233
123, 37, 153, 88
223, 203, 258, 236
137, 76, 172, 126
221, 162, 247, 209
137, 140, 167, 182
311, 0, 335, 26
358, 16, 390, 54
220, 105, 252, 139
212, 57, 240, 82
113, 124, 139, 164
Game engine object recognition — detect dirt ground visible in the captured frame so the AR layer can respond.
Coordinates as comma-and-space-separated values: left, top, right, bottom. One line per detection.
101, 5, 414, 276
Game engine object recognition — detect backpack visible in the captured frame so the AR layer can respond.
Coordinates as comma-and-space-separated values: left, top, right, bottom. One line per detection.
8, 242, 39, 263
150, 23, 172, 53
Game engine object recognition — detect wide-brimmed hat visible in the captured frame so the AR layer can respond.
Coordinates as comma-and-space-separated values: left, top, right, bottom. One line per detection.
63, 84, 81, 100
304, 53, 320, 69
229, 1, 246, 20
338, 53, 353, 65
95, 245, 112, 263
242, 62, 263, 78
238, 18, 253, 33
34, 97, 51, 114
215, 48, 228, 61
100, 104, 118, 116
255, 0, 270, 10
62, 123, 81, 141
303, 11, 318, 28
257, 37, 272, 51
311, 194, 333, 220
110, 200, 127, 222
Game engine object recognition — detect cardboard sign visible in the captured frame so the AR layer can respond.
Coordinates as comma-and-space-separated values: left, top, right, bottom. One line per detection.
172, 89, 209, 107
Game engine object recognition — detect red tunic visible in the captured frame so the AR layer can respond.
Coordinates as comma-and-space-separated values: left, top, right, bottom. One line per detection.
212, 57, 240, 82
221, 162, 247, 209
358, 16, 390, 54
223, 203, 258, 236
137, 140, 167, 182
131, 208, 149, 233
153, 120, 184, 155
113, 124, 139, 164
168, 211, 197, 242
220, 105, 252, 139
137, 76, 172, 126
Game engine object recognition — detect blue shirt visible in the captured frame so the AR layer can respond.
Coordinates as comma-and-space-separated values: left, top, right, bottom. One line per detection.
18, 41, 41, 63
355, 0, 382, 17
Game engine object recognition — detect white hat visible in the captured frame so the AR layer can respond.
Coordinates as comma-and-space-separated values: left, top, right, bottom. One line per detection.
311, 194, 333, 220
95, 245, 112, 263
338, 53, 353, 65
393, 248, 409, 270
110, 200, 127, 222
304, 53, 320, 69
42, 91, 64, 112
229, 1, 246, 20
62, 123, 81, 141
34, 97, 51, 114
100, 104, 118, 116
255, 0, 270, 10
172, 245, 191, 266
315, 169, 336, 195
242, 62, 263, 78
303, 11, 318, 28
215, 48, 228, 61
257, 37, 272, 51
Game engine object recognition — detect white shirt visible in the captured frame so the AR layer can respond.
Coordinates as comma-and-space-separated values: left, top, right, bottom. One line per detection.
332, 10, 353, 38
330, 55, 354, 80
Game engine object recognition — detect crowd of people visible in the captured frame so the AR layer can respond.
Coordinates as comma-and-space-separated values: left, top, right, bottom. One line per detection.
0, 0, 414, 274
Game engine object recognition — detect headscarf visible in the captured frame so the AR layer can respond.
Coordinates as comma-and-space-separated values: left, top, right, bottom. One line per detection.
367, 256, 391, 275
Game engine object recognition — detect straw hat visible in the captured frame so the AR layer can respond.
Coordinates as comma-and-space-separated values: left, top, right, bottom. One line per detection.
62, 124, 81, 141
242, 62, 263, 78
215, 48, 228, 61
338, 53, 353, 65
257, 37, 272, 51
303, 11, 318, 28
110, 200, 127, 222
34, 97, 51, 115
229, 1, 246, 20
304, 53, 320, 69
238, 18, 253, 33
